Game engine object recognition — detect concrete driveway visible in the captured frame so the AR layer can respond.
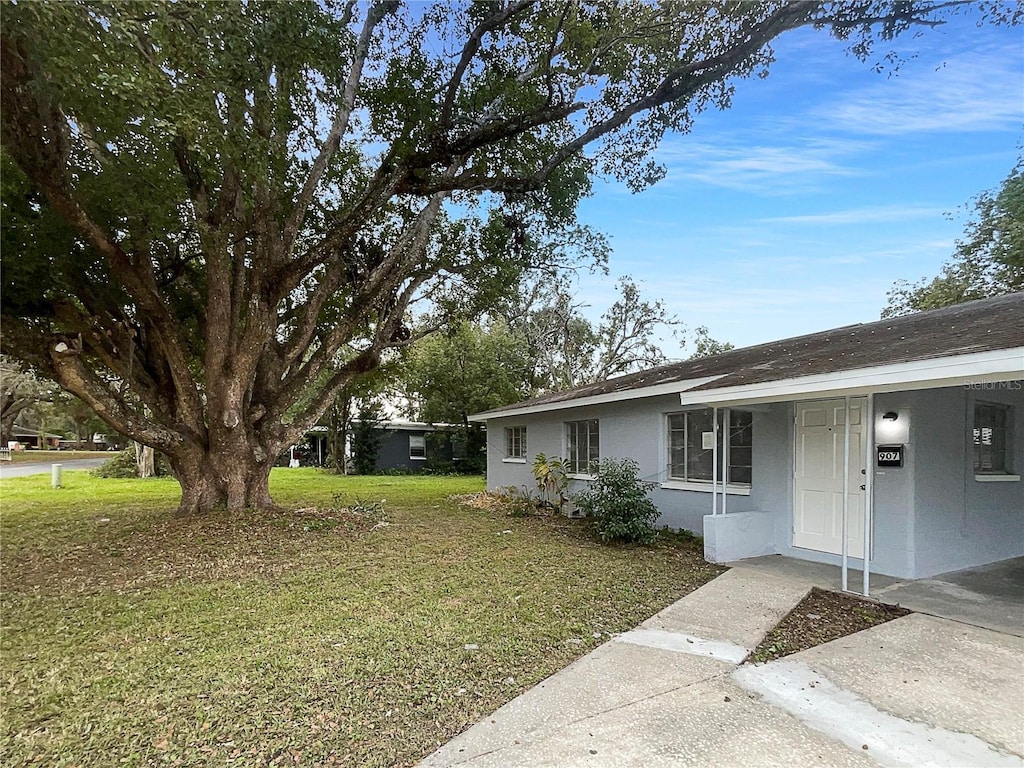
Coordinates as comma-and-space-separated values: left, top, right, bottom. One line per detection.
421, 568, 1024, 767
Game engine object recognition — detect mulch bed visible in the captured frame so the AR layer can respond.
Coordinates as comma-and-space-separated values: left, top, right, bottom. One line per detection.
749, 586, 911, 663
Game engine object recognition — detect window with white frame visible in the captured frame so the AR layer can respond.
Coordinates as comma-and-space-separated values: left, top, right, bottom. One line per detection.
409, 434, 427, 460
505, 425, 527, 460
565, 419, 599, 474
974, 402, 1013, 475
667, 409, 752, 485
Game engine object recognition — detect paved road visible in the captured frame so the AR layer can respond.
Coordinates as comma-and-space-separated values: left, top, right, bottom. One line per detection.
0, 458, 109, 479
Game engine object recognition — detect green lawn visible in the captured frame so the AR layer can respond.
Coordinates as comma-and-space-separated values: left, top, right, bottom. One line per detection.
1, 469, 723, 767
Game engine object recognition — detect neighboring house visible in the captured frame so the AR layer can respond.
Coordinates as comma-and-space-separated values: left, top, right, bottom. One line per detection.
290, 421, 465, 473
8, 425, 62, 449
371, 421, 461, 473
471, 294, 1024, 586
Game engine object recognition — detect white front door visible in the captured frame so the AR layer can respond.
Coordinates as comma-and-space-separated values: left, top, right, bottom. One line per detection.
793, 399, 866, 558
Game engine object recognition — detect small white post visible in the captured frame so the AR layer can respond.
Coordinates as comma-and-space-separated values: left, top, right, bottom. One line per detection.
51, 463, 63, 489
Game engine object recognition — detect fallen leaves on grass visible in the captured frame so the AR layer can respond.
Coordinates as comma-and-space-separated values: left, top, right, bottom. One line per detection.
451, 491, 511, 512
4, 502, 392, 595
2, 475, 726, 768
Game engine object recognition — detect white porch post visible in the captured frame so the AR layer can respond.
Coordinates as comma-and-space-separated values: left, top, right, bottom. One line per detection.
841, 395, 851, 593
722, 408, 730, 516
863, 393, 875, 597
712, 407, 719, 515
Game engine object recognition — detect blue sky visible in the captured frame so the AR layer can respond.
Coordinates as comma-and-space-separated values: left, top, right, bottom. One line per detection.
572, 11, 1022, 356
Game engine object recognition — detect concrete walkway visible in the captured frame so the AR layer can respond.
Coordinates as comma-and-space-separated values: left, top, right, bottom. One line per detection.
727, 554, 1024, 637
421, 568, 1024, 767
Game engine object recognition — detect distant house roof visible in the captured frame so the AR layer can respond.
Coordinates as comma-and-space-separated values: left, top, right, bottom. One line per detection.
471, 293, 1024, 420
308, 420, 462, 433
376, 420, 460, 432
10, 425, 63, 439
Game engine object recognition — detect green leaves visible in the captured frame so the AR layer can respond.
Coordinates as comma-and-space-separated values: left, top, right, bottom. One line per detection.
401, 319, 533, 424
574, 457, 661, 545
883, 159, 1024, 316
2, 0, 1009, 508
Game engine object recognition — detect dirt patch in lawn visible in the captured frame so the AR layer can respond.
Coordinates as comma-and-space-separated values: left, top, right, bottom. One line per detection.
749, 586, 911, 663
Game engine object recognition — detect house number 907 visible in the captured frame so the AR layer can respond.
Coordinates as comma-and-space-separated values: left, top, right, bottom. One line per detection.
876, 445, 904, 468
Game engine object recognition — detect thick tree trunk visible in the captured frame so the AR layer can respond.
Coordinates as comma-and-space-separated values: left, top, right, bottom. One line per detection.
0, 414, 15, 445
168, 443, 278, 516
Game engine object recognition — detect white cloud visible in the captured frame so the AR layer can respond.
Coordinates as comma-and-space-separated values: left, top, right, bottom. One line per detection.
655, 138, 868, 193
814, 48, 1023, 136
760, 204, 943, 225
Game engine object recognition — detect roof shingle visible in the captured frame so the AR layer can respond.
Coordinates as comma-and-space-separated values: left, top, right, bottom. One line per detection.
475, 292, 1024, 418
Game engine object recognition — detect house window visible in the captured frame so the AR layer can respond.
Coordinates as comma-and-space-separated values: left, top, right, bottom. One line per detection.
974, 402, 1013, 474
505, 426, 527, 459
668, 409, 752, 485
409, 434, 426, 460
565, 419, 599, 474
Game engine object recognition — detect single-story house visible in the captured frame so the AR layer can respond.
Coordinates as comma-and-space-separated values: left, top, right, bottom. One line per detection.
370, 420, 462, 473
471, 294, 1024, 590
287, 420, 473, 472
7, 425, 63, 449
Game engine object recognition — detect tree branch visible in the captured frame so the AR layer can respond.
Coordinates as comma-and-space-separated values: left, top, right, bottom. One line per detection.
281, 0, 398, 258
48, 344, 184, 450
437, 0, 535, 131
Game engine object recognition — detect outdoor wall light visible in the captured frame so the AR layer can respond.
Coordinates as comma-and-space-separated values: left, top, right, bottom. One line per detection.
882, 412, 899, 422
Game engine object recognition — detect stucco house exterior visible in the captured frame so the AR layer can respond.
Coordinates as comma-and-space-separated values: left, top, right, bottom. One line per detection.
471, 294, 1024, 588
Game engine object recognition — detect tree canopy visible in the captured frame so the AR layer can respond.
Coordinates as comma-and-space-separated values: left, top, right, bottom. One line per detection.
884, 160, 1024, 316
0, 355, 57, 443
399, 278, 689, 427
2, 0, 1012, 514
402, 319, 533, 426
510, 276, 683, 390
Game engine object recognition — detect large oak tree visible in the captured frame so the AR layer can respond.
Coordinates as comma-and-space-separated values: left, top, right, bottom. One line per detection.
2, 1, 1013, 514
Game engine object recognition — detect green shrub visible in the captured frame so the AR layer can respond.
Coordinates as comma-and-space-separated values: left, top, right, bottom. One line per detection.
92, 448, 138, 478
92, 447, 172, 478
351, 399, 384, 474
574, 457, 660, 544
532, 453, 568, 510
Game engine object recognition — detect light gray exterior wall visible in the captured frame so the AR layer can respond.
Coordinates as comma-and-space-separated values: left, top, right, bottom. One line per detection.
749, 384, 1023, 579
906, 383, 1023, 578
485, 396, 789, 540
483, 380, 1023, 581
765, 392, 919, 578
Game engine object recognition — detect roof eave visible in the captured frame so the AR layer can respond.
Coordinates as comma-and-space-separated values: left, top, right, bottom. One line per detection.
467, 375, 724, 422
470, 347, 1024, 421
681, 347, 1024, 407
